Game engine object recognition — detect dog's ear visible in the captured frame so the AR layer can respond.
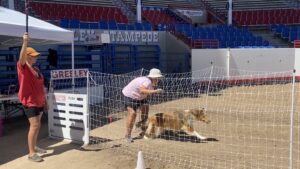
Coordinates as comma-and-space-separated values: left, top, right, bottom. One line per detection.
190, 109, 201, 116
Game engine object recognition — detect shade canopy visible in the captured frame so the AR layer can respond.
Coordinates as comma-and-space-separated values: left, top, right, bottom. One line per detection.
0, 6, 73, 47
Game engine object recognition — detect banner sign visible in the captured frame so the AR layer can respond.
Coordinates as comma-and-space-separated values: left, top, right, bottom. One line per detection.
177, 9, 204, 17
74, 29, 159, 44
51, 69, 88, 80
104, 30, 159, 43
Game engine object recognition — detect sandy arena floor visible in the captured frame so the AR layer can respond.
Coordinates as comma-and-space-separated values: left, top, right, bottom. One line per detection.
1, 83, 299, 169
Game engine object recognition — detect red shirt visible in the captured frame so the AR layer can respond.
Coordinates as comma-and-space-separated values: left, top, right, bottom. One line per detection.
17, 61, 46, 107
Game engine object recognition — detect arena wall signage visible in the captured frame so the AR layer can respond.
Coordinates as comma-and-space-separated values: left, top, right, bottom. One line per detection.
74, 29, 160, 44
177, 9, 204, 17
51, 69, 88, 80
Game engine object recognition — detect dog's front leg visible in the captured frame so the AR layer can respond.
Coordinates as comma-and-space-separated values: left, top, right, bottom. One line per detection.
154, 127, 163, 138
144, 122, 154, 139
192, 131, 207, 140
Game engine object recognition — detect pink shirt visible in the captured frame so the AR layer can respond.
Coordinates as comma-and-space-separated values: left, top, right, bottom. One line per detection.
122, 77, 153, 100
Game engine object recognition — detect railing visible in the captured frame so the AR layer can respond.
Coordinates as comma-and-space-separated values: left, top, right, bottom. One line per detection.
169, 30, 193, 47
166, 7, 193, 24
115, 0, 136, 22
192, 39, 219, 48
197, 0, 227, 24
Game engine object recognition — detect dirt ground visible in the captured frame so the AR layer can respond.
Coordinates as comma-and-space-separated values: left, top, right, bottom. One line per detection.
0, 116, 182, 169
1, 83, 299, 169
89, 83, 300, 169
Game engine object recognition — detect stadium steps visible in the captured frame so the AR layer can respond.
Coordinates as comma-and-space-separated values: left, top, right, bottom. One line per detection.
167, 8, 193, 24
199, 0, 291, 12
112, 0, 136, 23
290, 0, 300, 8
249, 28, 292, 48
188, 0, 227, 24
124, 0, 196, 8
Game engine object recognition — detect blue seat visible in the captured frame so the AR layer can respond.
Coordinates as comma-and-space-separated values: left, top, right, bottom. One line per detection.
234, 41, 241, 47
134, 23, 143, 30
270, 24, 277, 32
275, 24, 285, 34
184, 30, 192, 37
60, 19, 69, 28
89, 23, 99, 29
241, 41, 248, 46
127, 24, 135, 30
183, 24, 192, 31
117, 24, 127, 30
289, 33, 297, 42
175, 24, 184, 32
226, 41, 234, 48
79, 22, 90, 29
249, 39, 256, 46
108, 21, 117, 30
263, 41, 269, 46
199, 32, 207, 39
99, 21, 108, 29
143, 23, 152, 31
281, 29, 289, 39
255, 40, 262, 46
69, 19, 80, 29
192, 31, 199, 39
220, 42, 226, 48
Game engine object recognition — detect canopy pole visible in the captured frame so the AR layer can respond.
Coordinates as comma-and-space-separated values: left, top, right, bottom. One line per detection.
72, 41, 75, 92
25, 0, 29, 32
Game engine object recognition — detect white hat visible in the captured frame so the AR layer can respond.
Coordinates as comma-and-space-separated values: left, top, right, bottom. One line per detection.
147, 68, 163, 78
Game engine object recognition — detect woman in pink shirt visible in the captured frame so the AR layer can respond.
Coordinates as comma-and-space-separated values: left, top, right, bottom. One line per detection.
17, 32, 47, 162
122, 68, 163, 143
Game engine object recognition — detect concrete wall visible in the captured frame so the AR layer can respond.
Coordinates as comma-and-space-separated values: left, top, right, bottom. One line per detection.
192, 48, 299, 79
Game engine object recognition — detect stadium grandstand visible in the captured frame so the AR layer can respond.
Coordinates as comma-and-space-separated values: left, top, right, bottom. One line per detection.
0, 0, 300, 169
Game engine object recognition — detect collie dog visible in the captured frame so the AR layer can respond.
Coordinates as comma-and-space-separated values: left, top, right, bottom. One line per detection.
144, 108, 211, 140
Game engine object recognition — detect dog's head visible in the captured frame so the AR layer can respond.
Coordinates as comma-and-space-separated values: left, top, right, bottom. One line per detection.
189, 108, 211, 124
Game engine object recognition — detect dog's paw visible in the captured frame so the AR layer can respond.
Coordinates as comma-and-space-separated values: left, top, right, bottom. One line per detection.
143, 135, 149, 139
199, 137, 207, 140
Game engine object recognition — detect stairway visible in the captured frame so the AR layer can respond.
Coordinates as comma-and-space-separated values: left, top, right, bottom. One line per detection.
250, 28, 292, 48
200, 0, 290, 12
112, 0, 136, 23
188, 0, 227, 24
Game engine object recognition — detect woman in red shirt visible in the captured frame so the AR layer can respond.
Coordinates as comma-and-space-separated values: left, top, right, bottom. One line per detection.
17, 32, 48, 162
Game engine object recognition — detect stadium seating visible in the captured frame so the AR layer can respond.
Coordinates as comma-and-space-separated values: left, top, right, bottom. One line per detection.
30, 2, 128, 23
234, 9, 300, 26
271, 24, 300, 42
124, 0, 197, 8
203, 0, 291, 12
59, 20, 153, 30
142, 7, 186, 25
171, 24, 270, 48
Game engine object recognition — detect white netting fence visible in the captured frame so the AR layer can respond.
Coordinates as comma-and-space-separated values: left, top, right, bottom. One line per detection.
50, 67, 300, 169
